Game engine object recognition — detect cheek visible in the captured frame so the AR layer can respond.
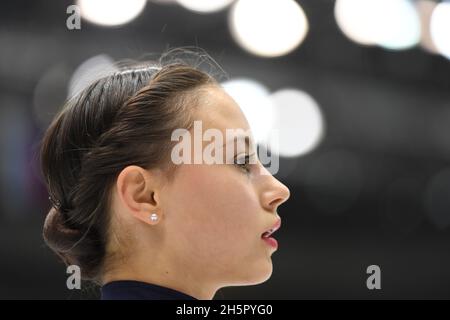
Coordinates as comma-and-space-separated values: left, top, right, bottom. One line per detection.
165, 164, 262, 260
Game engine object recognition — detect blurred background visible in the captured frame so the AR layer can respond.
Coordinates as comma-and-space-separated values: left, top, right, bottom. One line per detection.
1, 0, 450, 299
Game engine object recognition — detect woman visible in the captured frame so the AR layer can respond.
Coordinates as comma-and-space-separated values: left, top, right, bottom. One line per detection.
40, 50, 290, 300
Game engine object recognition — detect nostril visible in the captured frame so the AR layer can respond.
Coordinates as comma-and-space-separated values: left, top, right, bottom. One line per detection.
269, 198, 281, 208
261, 179, 291, 211
269, 194, 288, 208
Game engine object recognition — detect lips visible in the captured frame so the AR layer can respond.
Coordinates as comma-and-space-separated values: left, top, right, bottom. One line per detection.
261, 219, 281, 249
261, 219, 281, 239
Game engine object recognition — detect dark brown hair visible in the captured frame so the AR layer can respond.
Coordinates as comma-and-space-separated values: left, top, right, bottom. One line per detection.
40, 49, 223, 282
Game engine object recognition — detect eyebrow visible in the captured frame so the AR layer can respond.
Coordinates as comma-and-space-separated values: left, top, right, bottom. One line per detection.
222, 134, 255, 154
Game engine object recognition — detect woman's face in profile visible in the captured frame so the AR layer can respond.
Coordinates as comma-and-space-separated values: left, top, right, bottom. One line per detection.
158, 85, 290, 288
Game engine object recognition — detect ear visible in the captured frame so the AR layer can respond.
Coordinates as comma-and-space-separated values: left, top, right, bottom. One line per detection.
116, 165, 163, 225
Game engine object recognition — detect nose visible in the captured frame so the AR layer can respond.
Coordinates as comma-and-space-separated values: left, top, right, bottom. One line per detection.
260, 174, 291, 213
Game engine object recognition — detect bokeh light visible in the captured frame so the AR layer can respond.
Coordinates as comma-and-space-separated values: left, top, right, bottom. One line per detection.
335, 0, 420, 50
430, 1, 450, 60
176, 0, 235, 13
229, 0, 309, 57
77, 0, 147, 26
268, 89, 324, 158
68, 54, 118, 98
221, 78, 274, 144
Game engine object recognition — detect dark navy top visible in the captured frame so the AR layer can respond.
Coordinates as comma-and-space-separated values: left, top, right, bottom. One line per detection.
101, 280, 197, 300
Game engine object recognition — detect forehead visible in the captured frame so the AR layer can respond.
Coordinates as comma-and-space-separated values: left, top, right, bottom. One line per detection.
194, 85, 250, 133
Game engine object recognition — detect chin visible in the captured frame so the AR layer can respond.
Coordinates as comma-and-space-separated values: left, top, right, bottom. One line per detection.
234, 259, 274, 286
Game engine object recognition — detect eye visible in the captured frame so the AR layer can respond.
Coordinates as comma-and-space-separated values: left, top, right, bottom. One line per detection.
234, 154, 252, 173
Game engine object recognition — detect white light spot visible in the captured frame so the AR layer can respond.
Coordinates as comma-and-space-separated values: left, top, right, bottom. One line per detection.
335, 0, 420, 50
176, 0, 235, 13
430, 1, 450, 60
268, 89, 324, 157
77, 0, 147, 26
221, 78, 274, 144
229, 0, 309, 57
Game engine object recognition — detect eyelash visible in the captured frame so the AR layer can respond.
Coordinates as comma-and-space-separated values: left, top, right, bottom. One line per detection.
234, 155, 252, 173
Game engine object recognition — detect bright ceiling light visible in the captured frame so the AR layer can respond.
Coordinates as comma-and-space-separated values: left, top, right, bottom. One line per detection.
229, 0, 309, 57
430, 1, 450, 60
77, 0, 147, 26
335, 0, 420, 50
221, 78, 274, 144
176, 0, 235, 13
268, 89, 324, 157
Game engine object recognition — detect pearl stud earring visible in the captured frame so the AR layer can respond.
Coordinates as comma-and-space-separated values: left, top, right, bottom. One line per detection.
150, 213, 158, 222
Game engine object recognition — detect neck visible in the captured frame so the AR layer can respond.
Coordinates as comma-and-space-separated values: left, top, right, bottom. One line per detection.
101, 251, 218, 300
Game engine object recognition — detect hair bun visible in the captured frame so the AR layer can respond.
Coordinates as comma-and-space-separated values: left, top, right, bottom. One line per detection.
43, 207, 83, 266
43, 207, 104, 280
